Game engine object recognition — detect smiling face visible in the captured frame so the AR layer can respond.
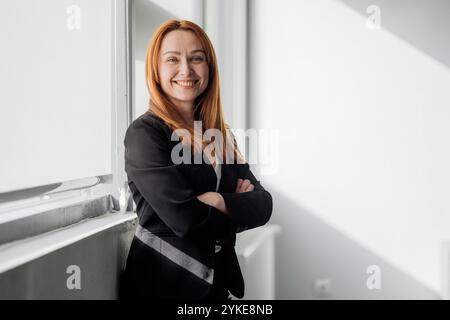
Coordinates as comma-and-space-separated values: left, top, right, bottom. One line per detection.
158, 30, 209, 112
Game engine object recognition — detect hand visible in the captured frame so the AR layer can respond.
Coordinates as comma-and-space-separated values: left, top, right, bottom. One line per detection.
235, 178, 254, 193
197, 192, 229, 215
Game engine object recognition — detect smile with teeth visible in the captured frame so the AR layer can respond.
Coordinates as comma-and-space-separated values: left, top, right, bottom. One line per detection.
173, 80, 199, 89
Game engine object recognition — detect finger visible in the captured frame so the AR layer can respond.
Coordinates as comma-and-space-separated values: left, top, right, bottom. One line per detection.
240, 179, 251, 192
237, 179, 247, 193
235, 178, 243, 193
245, 184, 254, 192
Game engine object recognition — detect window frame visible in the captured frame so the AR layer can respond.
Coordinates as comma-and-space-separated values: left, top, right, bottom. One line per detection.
0, 0, 133, 241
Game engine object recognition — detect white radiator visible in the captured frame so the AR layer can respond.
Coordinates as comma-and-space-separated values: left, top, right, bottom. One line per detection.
234, 224, 282, 300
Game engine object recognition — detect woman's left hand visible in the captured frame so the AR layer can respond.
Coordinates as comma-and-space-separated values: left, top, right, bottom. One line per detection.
197, 192, 228, 214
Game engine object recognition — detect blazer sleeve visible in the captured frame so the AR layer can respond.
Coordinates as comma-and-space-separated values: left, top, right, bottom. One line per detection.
220, 162, 273, 233
124, 118, 233, 241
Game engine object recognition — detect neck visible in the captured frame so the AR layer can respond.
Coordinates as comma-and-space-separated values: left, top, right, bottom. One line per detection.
173, 101, 194, 125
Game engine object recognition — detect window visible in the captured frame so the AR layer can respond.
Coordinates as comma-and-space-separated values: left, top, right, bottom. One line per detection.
0, 0, 132, 241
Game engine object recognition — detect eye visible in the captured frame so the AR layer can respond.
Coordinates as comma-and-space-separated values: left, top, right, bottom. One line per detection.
167, 57, 178, 63
191, 56, 205, 62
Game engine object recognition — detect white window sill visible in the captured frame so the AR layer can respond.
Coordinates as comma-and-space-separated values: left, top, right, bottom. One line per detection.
0, 211, 137, 274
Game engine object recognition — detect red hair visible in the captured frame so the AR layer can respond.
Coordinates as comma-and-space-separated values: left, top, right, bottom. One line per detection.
145, 19, 245, 164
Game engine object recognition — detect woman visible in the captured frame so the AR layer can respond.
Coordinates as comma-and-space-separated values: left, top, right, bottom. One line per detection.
120, 19, 273, 301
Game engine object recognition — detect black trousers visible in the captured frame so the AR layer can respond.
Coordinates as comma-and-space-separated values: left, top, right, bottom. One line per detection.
119, 246, 233, 301
203, 248, 232, 302
203, 283, 231, 301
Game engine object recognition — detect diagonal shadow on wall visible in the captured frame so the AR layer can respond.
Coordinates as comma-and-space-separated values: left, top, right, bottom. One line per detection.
338, 0, 450, 69
269, 189, 440, 299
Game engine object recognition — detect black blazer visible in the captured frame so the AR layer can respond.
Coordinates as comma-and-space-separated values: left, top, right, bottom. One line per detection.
120, 112, 273, 300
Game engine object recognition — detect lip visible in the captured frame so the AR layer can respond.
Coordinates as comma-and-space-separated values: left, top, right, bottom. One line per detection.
172, 80, 199, 89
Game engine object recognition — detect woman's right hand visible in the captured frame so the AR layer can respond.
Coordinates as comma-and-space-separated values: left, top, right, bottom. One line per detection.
235, 178, 254, 193
196, 178, 255, 214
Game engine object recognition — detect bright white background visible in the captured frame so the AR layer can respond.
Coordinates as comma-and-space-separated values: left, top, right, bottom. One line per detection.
250, 0, 450, 298
0, 0, 113, 193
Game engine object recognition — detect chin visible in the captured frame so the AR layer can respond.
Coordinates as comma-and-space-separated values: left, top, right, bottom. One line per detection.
175, 94, 198, 101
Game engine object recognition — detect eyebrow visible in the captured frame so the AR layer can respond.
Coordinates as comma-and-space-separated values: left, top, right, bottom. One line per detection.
162, 49, 205, 56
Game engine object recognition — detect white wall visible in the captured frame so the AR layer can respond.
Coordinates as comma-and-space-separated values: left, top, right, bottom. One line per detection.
249, 0, 450, 299
204, 0, 248, 131
0, 0, 115, 193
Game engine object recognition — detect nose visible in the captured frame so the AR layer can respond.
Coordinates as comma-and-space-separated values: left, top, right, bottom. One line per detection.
179, 58, 193, 77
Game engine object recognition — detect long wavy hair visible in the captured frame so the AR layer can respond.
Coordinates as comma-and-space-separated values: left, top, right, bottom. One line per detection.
145, 19, 245, 164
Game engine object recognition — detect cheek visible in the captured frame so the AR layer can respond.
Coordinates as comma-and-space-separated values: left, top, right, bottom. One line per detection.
158, 66, 175, 85
196, 66, 209, 86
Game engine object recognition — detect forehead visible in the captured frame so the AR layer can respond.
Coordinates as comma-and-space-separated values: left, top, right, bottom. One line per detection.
160, 30, 203, 53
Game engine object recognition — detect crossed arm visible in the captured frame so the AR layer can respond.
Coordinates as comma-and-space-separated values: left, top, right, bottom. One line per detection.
124, 118, 272, 240
197, 178, 255, 214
